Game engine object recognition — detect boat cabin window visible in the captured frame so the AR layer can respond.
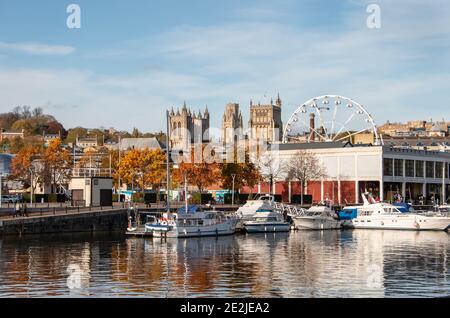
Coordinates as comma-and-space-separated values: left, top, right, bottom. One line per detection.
383, 207, 401, 214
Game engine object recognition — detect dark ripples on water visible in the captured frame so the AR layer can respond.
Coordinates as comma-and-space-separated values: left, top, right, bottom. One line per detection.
0, 230, 448, 298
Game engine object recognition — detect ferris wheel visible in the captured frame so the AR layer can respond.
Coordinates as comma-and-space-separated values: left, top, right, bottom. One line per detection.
282, 95, 381, 145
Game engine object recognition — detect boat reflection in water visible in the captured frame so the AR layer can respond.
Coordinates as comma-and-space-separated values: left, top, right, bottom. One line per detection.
0, 231, 448, 297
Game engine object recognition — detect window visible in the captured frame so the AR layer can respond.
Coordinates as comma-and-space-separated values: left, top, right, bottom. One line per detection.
383, 158, 393, 176
416, 161, 424, 178
405, 160, 414, 177
426, 161, 435, 178
436, 162, 443, 179
394, 159, 403, 177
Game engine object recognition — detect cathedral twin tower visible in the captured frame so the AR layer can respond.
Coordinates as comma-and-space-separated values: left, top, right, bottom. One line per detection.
169, 95, 283, 149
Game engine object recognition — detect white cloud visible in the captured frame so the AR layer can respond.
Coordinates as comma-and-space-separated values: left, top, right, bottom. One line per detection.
1, 1, 449, 132
0, 42, 75, 56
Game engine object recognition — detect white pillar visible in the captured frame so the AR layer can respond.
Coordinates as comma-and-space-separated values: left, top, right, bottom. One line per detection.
402, 182, 406, 201
379, 180, 384, 202
321, 180, 324, 202
258, 182, 261, 194
442, 162, 446, 204
288, 181, 292, 204
338, 180, 342, 205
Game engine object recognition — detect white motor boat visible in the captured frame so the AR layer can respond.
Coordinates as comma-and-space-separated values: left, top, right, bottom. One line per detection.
244, 208, 290, 233
341, 194, 450, 231
145, 206, 238, 238
235, 194, 276, 231
293, 206, 342, 230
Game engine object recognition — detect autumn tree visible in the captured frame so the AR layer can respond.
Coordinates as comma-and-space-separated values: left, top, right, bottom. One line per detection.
256, 150, 286, 195
286, 150, 327, 205
117, 148, 167, 193
10, 144, 42, 189
221, 151, 261, 197
42, 139, 72, 193
174, 145, 221, 193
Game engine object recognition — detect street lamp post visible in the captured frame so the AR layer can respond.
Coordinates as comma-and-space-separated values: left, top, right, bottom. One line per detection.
131, 173, 135, 204
231, 174, 236, 206
118, 134, 122, 203
184, 172, 188, 215
29, 168, 33, 207
0, 173, 3, 209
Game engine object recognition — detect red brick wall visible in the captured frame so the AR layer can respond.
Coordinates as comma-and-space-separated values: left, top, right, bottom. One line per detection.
341, 181, 356, 204
239, 180, 358, 204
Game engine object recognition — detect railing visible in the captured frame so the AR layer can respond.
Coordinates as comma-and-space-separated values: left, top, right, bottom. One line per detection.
272, 202, 306, 216
72, 168, 112, 178
0, 203, 127, 220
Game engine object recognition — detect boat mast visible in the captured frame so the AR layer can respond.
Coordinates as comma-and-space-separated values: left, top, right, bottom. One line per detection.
166, 110, 171, 213
184, 173, 188, 215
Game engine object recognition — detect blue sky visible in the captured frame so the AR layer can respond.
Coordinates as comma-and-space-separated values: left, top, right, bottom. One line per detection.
0, 0, 449, 132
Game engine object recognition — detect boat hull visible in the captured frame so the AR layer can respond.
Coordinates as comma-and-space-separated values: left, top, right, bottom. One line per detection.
151, 220, 237, 238
343, 215, 450, 231
244, 223, 290, 233
293, 217, 342, 230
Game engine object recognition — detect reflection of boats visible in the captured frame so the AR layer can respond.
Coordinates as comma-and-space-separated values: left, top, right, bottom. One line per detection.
145, 206, 238, 238
341, 194, 450, 231
235, 195, 278, 231
244, 209, 290, 233
293, 206, 342, 230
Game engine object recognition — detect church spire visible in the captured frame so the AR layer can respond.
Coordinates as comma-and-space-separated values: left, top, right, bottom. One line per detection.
276, 93, 282, 107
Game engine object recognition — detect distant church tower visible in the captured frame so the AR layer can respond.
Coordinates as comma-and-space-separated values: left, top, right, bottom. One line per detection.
169, 102, 210, 149
248, 94, 283, 142
221, 103, 243, 144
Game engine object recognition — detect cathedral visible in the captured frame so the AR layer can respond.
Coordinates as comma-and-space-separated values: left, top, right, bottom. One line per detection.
169, 102, 210, 149
221, 103, 244, 144
248, 94, 283, 142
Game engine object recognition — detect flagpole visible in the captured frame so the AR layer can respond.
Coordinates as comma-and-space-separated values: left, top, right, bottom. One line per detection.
166, 110, 171, 213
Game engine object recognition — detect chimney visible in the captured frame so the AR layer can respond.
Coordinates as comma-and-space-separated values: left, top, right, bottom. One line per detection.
310, 113, 316, 142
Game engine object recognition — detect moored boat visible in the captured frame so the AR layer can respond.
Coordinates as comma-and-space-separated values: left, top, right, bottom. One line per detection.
235, 194, 276, 231
293, 205, 342, 230
145, 206, 238, 238
244, 208, 290, 233
341, 194, 450, 231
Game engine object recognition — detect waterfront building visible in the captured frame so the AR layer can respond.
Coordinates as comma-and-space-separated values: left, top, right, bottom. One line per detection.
0, 129, 24, 141
378, 119, 450, 138
76, 136, 99, 149
69, 170, 113, 207
43, 131, 61, 146
169, 102, 210, 149
241, 142, 450, 205
248, 95, 283, 143
221, 103, 243, 144
118, 137, 164, 152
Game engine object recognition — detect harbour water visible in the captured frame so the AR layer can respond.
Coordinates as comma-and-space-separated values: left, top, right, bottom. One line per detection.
0, 230, 448, 298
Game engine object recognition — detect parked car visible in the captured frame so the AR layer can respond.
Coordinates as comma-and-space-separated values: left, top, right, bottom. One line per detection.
1, 195, 22, 203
